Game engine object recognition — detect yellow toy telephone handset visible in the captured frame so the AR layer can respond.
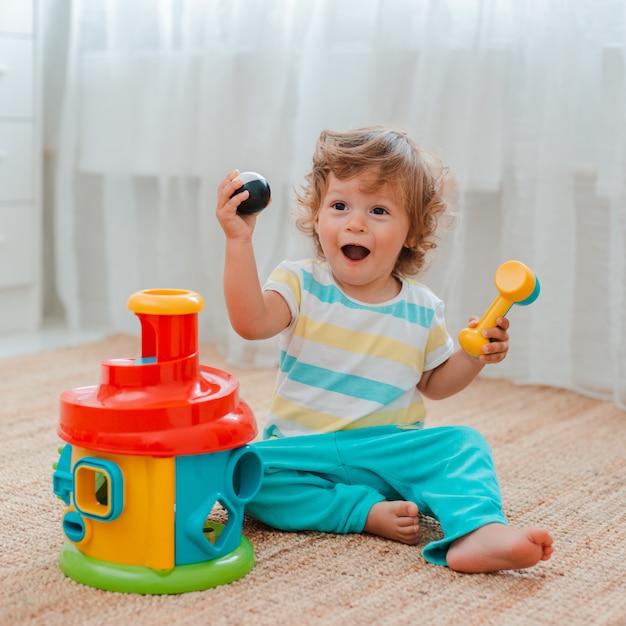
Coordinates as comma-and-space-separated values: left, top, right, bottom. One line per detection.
458, 260, 540, 358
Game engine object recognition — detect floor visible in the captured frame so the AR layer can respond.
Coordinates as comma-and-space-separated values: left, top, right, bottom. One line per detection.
0, 320, 109, 360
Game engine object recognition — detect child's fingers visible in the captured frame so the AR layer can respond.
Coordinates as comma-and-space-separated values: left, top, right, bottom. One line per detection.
480, 345, 508, 363
218, 173, 249, 212
218, 170, 238, 191
495, 316, 510, 330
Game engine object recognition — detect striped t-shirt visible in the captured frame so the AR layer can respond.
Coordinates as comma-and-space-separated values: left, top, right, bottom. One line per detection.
262, 258, 454, 439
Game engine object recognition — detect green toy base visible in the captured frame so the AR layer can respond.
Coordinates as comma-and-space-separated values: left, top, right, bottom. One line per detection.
59, 536, 255, 594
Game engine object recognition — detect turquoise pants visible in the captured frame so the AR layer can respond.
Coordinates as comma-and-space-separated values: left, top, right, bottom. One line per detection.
247, 425, 507, 565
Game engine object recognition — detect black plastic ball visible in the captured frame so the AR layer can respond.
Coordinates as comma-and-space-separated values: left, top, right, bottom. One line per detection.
231, 171, 271, 215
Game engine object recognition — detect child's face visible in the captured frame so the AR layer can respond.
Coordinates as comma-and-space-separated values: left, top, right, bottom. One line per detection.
315, 172, 412, 303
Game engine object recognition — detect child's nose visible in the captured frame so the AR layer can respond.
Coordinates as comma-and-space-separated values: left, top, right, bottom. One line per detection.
346, 211, 367, 232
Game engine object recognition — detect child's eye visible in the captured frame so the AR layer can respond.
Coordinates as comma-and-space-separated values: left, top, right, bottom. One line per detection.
372, 207, 388, 215
333, 202, 347, 211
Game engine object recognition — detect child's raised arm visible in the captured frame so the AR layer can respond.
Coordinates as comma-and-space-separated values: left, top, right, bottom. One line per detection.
216, 170, 292, 340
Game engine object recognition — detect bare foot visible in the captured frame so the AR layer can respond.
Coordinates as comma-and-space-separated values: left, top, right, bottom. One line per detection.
363, 501, 420, 545
446, 523, 554, 573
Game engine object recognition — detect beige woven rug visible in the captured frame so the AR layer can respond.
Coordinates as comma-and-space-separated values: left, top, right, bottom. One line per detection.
1, 333, 625, 625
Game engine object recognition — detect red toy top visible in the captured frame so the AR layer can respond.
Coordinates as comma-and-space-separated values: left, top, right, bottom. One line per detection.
58, 289, 258, 456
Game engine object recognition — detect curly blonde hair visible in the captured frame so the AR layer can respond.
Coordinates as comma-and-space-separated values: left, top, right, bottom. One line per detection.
295, 126, 455, 277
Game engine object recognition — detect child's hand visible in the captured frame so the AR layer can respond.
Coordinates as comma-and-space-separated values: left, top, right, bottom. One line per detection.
216, 169, 257, 241
466, 316, 510, 363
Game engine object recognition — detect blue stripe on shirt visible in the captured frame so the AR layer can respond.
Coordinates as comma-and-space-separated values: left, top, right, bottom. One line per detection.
279, 352, 405, 404
301, 269, 434, 328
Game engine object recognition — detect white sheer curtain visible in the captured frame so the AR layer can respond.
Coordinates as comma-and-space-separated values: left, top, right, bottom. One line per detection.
46, 0, 626, 409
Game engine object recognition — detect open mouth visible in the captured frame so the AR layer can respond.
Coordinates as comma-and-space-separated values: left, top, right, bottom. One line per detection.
342, 245, 371, 261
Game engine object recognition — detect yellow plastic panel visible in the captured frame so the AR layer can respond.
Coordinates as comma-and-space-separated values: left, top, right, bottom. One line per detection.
70, 447, 175, 570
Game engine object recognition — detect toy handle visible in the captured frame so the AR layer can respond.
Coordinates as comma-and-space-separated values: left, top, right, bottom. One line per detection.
458, 260, 540, 358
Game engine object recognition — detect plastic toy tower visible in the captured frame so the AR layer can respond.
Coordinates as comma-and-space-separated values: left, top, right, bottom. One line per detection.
52, 289, 263, 594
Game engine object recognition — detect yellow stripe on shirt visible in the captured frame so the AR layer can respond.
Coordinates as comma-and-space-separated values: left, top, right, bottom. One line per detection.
293, 316, 424, 368
425, 321, 450, 354
340, 400, 427, 430
269, 268, 302, 308
271, 395, 352, 432
271, 394, 426, 433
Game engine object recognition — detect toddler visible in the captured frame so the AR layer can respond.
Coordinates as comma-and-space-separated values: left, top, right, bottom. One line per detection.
215, 127, 553, 572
